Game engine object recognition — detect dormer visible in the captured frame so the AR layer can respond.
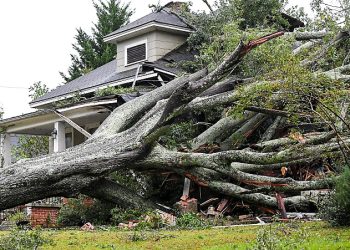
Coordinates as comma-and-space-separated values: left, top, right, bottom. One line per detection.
28, 2, 196, 110
104, 4, 193, 73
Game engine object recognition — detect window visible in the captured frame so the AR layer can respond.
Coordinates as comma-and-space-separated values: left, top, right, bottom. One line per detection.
125, 41, 147, 65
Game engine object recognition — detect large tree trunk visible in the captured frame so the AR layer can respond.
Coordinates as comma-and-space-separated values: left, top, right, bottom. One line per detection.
0, 31, 345, 212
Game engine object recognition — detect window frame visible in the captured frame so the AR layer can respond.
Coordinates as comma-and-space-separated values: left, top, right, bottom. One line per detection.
124, 39, 148, 66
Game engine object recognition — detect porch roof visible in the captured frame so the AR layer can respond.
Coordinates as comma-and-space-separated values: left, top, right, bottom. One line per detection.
0, 98, 120, 136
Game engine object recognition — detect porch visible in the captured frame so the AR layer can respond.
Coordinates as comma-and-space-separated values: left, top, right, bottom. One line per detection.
0, 98, 119, 167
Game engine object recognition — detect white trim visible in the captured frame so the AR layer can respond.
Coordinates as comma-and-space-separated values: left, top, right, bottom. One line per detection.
5, 108, 107, 134
54, 110, 92, 138
153, 67, 178, 77
58, 99, 119, 112
30, 72, 158, 108
124, 39, 147, 66
158, 75, 165, 86
104, 22, 193, 43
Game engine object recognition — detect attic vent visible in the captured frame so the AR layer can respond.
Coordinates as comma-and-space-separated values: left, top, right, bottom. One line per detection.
126, 43, 146, 65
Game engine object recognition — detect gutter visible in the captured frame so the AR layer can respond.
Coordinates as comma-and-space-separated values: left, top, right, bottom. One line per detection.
30, 71, 158, 108
104, 22, 193, 43
0, 98, 120, 129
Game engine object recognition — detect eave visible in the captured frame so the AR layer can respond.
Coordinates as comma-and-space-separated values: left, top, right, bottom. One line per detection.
0, 99, 119, 135
29, 71, 158, 109
104, 22, 193, 43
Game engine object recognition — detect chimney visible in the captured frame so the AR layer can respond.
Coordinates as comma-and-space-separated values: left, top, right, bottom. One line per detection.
163, 1, 189, 13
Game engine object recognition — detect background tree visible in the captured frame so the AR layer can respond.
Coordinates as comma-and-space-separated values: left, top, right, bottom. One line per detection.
29, 81, 49, 101
12, 82, 50, 160
311, 0, 350, 30
60, 0, 133, 82
182, 0, 306, 70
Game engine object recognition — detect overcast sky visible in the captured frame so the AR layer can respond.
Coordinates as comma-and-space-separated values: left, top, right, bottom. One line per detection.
0, 0, 312, 118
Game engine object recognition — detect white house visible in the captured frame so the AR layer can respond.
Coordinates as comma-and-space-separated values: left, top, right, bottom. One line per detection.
0, 2, 196, 166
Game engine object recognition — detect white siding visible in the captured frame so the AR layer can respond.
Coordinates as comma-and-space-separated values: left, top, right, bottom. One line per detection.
116, 31, 187, 72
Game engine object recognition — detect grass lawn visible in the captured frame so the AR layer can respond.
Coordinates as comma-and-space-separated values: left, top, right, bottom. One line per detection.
1, 222, 350, 249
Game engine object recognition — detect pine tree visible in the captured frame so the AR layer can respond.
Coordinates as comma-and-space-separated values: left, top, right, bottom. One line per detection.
60, 0, 133, 83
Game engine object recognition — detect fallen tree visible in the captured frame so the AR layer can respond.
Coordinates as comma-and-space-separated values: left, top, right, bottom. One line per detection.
1, 27, 350, 214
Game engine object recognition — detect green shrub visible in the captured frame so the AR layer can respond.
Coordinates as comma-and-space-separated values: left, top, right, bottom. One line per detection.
318, 167, 350, 226
110, 207, 145, 225
251, 221, 310, 250
112, 208, 167, 229
8, 212, 28, 224
57, 198, 85, 226
176, 213, 208, 229
136, 211, 166, 230
57, 196, 114, 226
83, 200, 115, 225
129, 230, 148, 242
0, 229, 53, 250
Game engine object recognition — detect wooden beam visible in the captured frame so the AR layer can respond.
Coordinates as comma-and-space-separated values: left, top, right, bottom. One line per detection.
158, 74, 165, 86
53, 110, 91, 138
132, 64, 142, 90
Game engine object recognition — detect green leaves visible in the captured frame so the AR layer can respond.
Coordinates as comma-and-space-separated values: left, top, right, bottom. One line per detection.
159, 122, 198, 150
0, 228, 54, 250
28, 81, 49, 101
12, 135, 49, 160
310, 0, 350, 30
95, 86, 133, 97
318, 166, 350, 226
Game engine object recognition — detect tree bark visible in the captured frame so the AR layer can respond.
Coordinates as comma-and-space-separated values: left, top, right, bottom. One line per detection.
302, 31, 350, 68
0, 31, 341, 213
82, 178, 156, 210
290, 31, 329, 40
191, 112, 255, 149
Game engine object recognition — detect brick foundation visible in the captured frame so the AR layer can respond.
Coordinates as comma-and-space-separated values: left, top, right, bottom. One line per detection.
30, 206, 60, 227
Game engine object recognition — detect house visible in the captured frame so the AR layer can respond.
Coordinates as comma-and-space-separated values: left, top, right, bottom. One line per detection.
0, 2, 197, 227
0, 2, 305, 226
0, 2, 305, 167
0, 2, 196, 168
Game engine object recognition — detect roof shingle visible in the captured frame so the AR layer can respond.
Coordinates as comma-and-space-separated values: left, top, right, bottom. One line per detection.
31, 59, 119, 104
104, 10, 192, 39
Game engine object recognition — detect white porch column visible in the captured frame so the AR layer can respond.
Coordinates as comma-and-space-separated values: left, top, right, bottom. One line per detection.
49, 136, 54, 154
54, 122, 66, 153
3, 133, 12, 166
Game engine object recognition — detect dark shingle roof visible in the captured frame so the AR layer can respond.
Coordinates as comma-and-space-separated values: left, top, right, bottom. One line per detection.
144, 43, 197, 75
104, 10, 192, 39
31, 43, 196, 106
31, 62, 146, 105
31, 60, 118, 104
